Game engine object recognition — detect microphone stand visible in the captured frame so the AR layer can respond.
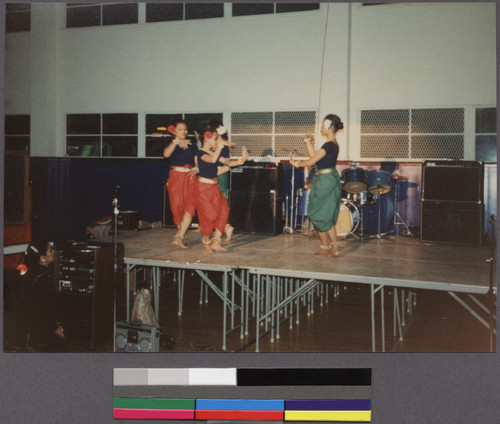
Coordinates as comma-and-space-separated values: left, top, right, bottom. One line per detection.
487, 214, 496, 352
112, 186, 120, 351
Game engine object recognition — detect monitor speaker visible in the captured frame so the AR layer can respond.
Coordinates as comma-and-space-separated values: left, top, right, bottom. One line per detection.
421, 200, 484, 246
229, 190, 284, 235
115, 321, 160, 352
422, 161, 484, 203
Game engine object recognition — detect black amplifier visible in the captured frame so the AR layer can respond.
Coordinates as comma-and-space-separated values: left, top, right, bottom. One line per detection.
115, 321, 160, 352
55, 241, 125, 350
55, 241, 114, 293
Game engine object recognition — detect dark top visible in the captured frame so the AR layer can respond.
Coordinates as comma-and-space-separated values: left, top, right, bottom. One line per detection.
316, 141, 339, 170
197, 150, 220, 179
164, 139, 198, 167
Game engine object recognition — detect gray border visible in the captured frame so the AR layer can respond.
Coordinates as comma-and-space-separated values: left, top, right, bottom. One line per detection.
1, 1, 499, 423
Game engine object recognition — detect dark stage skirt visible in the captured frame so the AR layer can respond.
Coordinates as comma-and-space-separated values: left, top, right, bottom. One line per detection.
195, 179, 230, 237
307, 169, 342, 232
166, 167, 197, 226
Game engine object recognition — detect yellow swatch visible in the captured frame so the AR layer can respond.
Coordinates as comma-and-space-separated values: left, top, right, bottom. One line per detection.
285, 410, 371, 422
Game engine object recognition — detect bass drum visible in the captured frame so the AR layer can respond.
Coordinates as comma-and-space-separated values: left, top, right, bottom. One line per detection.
335, 199, 360, 238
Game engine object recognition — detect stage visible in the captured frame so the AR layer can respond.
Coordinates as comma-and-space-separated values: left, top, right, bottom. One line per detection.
105, 226, 496, 353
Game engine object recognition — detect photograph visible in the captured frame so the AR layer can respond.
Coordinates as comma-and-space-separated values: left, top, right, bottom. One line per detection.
1, 1, 498, 422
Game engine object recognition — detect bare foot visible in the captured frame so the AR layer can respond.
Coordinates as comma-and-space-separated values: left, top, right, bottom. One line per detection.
224, 225, 234, 242
172, 236, 188, 249
328, 243, 340, 258
211, 240, 227, 253
313, 247, 330, 257
202, 243, 213, 253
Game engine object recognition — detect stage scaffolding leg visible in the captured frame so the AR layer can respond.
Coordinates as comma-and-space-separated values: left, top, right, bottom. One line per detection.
222, 271, 228, 351
371, 284, 386, 352
256, 273, 261, 353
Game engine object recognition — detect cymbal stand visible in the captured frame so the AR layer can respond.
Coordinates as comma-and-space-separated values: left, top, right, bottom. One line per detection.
390, 177, 413, 238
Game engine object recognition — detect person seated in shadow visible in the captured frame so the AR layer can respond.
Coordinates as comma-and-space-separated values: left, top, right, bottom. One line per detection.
22, 241, 66, 351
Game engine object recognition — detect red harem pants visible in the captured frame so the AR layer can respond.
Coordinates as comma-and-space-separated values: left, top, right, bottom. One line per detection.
195, 179, 230, 237
166, 168, 197, 226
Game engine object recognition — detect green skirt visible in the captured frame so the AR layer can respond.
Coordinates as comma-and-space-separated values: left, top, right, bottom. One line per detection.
307, 170, 342, 232
217, 171, 229, 199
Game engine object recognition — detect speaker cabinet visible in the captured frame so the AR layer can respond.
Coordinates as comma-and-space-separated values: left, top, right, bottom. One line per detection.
421, 200, 484, 246
229, 190, 284, 235
230, 163, 283, 193
55, 241, 125, 350
421, 161, 484, 245
115, 321, 160, 352
422, 161, 484, 202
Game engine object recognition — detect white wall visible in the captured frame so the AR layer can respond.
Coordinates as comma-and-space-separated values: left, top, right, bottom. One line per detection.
4, 2, 496, 158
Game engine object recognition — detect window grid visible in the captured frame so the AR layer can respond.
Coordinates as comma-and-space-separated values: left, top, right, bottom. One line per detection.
66, 113, 138, 157
231, 111, 316, 158
360, 108, 465, 160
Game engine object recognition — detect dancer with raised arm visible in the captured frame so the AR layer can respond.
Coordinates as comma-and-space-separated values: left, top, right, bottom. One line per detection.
290, 114, 344, 257
163, 120, 198, 248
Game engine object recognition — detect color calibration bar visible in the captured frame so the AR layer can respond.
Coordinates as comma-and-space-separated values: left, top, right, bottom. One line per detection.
113, 368, 372, 422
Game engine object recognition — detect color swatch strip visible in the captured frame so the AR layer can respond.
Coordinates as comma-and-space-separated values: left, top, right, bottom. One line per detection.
113, 368, 372, 422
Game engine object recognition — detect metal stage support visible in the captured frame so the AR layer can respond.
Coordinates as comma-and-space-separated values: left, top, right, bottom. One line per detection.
124, 259, 242, 351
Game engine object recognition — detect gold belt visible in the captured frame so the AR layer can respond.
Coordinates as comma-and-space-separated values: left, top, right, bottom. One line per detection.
198, 177, 218, 185
316, 168, 335, 175
172, 166, 191, 173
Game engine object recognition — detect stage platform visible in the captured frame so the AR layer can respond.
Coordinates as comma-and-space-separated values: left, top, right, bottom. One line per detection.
116, 227, 493, 294
106, 227, 496, 352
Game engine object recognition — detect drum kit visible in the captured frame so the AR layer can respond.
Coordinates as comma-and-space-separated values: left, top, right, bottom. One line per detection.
295, 163, 413, 240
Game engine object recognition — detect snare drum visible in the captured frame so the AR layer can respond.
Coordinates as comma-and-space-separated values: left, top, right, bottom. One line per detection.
335, 199, 360, 238
367, 170, 392, 195
342, 167, 367, 194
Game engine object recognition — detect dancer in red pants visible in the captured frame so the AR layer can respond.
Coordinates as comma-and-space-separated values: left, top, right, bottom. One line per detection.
195, 125, 232, 253
163, 120, 198, 248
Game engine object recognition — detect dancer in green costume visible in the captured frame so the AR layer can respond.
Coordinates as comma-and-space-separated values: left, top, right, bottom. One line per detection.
290, 114, 343, 257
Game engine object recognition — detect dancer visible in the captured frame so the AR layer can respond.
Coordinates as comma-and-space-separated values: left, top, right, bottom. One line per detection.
195, 124, 232, 253
290, 114, 343, 257
205, 119, 249, 241
163, 120, 198, 248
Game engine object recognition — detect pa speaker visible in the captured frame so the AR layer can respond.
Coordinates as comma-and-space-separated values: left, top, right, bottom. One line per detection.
421, 200, 484, 246
230, 163, 283, 192
115, 321, 160, 352
422, 161, 484, 203
229, 190, 284, 235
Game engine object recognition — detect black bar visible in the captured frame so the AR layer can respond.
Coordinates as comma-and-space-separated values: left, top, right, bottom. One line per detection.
237, 368, 371, 386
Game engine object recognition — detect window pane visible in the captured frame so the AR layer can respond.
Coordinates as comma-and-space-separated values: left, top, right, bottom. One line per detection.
185, 3, 223, 20
185, 113, 223, 135
5, 115, 30, 135
476, 108, 496, 133
67, 114, 101, 134
412, 108, 464, 134
67, 136, 101, 157
5, 136, 30, 151
231, 112, 273, 134
66, 5, 101, 28
146, 3, 183, 22
145, 114, 183, 134
276, 3, 320, 13
476, 135, 497, 162
102, 136, 138, 157
233, 3, 274, 16
103, 114, 138, 134
103, 3, 138, 25
6, 10, 30, 32
146, 136, 168, 157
